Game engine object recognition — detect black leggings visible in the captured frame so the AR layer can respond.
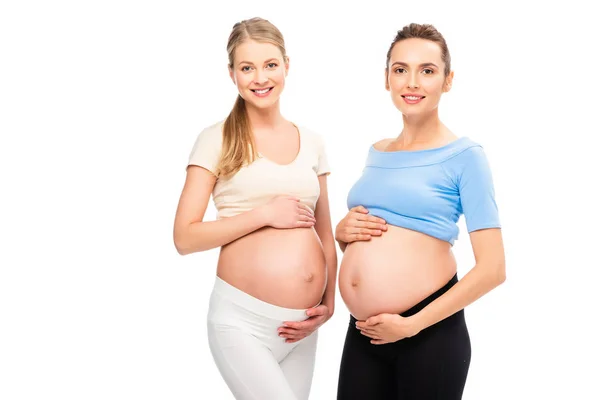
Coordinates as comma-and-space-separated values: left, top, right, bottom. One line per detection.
337, 275, 471, 400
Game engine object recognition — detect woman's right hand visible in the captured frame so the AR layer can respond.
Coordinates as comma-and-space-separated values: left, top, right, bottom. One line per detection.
335, 206, 387, 244
260, 196, 316, 229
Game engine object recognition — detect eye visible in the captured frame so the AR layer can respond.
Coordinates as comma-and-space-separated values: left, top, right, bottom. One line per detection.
422, 68, 434, 75
241, 66, 253, 72
394, 67, 406, 74
266, 62, 278, 69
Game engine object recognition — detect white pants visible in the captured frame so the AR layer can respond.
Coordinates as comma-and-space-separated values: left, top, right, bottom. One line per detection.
207, 277, 318, 400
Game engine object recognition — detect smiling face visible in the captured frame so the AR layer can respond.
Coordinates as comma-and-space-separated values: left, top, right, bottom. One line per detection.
229, 39, 289, 111
385, 38, 453, 118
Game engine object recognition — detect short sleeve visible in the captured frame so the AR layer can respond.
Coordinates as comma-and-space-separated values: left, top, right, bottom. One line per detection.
457, 146, 501, 232
315, 133, 330, 176
187, 123, 223, 175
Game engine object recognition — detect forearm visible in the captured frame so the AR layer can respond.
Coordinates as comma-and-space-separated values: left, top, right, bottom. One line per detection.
321, 237, 338, 312
411, 263, 505, 332
175, 207, 267, 255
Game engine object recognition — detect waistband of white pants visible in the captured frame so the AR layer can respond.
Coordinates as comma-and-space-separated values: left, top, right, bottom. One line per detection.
212, 276, 314, 322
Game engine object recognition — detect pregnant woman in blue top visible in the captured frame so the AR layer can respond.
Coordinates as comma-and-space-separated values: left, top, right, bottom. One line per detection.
335, 23, 506, 399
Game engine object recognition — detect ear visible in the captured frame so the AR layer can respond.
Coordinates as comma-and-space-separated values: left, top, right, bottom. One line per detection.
384, 67, 390, 91
229, 65, 235, 84
284, 56, 290, 76
443, 70, 454, 92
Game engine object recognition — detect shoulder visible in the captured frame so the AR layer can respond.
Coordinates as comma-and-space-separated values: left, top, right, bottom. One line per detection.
372, 138, 394, 151
297, 124, 321, 139
297, 124, 326, 147
189, 120, 225, 159
442, 138, 495, 184
443, 137, 487, 164
190, 120, 225, 152
197, 120, 225, 141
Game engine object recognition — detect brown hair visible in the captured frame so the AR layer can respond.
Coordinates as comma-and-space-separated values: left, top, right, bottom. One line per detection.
386, 23, 451, 77
216, 17, 287, 178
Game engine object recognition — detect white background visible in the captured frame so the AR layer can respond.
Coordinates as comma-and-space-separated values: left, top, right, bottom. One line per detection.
1, 1, 599, 399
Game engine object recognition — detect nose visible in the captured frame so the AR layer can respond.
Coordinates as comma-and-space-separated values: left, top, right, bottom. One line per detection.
407, 72, 419, 89
253, 70, 268, 85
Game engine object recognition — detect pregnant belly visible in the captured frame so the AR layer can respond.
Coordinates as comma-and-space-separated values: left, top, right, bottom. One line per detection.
339, 225, 456, 321
217, 226, 327, 309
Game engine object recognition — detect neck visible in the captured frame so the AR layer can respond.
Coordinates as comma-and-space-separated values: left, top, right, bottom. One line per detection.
398, 108, 446, 146
246, 100, 285, 130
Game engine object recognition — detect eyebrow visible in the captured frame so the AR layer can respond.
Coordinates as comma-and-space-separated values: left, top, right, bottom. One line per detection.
391, 61, 439, 69
237, 58, 279, 66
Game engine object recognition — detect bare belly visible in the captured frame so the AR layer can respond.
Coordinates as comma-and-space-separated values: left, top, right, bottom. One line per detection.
339, 225, 457, 321
217, 226, 327, 309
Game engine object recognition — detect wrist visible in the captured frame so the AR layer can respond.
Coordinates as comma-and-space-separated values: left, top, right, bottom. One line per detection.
406, 313, 426, 337
321, 299, 335, 317
253, 205, 271, 227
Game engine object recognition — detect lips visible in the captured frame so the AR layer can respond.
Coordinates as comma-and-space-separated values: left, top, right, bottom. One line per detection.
401, 95, 425, 100
401, 94, 425, 105
251, 87, 273, 95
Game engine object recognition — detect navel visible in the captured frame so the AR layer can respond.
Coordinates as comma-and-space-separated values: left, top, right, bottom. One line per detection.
304, 272, 314, 283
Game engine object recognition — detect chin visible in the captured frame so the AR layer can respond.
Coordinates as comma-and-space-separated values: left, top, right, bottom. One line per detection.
244, 92, 281, 110
250, 99, 279, 110
395, 102, 424, 115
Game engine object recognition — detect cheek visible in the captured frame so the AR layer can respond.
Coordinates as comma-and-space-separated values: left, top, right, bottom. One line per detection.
423, 79, 445, 95
271, 69, 286, 84
389, 75, 406, 91
233, 72, 251, 88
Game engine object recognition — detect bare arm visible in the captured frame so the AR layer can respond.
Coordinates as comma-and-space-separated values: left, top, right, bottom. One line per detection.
278, 175, 338, 343
313, 175, 337, 313
173, 166, 316, 255
411, 228, 506, 331
173, 166, 267, 255
357, 228, 506, 343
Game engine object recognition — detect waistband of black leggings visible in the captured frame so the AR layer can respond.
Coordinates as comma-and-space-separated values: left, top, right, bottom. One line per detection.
350, 273, 458, 324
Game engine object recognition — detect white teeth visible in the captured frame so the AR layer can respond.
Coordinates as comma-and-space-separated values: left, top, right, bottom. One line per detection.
255, 88, 270, 94
406, 96, 421, 100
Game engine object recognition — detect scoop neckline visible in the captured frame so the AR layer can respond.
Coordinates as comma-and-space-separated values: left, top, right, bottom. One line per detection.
257, 123, 302, 166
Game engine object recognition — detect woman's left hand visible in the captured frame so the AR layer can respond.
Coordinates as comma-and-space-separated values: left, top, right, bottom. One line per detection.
355, 313, 420, 345
278, 305, 332, 343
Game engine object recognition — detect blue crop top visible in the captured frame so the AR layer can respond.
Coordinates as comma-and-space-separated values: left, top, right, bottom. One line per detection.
347, 137, 501, 245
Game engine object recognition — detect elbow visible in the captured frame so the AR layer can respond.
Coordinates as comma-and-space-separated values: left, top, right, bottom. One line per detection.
173, 229, 193, 256
175, 244, 190, 256
493, 260, 506, 286
174, 238, 190, 256
174, 231, 209, 255
478, 259, 505, 287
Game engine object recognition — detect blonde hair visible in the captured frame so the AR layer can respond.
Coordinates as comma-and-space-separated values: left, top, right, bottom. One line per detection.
216, 17, 287, 178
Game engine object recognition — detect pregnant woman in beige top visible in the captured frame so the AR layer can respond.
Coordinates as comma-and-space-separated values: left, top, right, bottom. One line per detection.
173, 18, 336, 400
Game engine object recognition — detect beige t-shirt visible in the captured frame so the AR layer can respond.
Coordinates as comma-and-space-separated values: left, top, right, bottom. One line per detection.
188, 120, 330, 219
